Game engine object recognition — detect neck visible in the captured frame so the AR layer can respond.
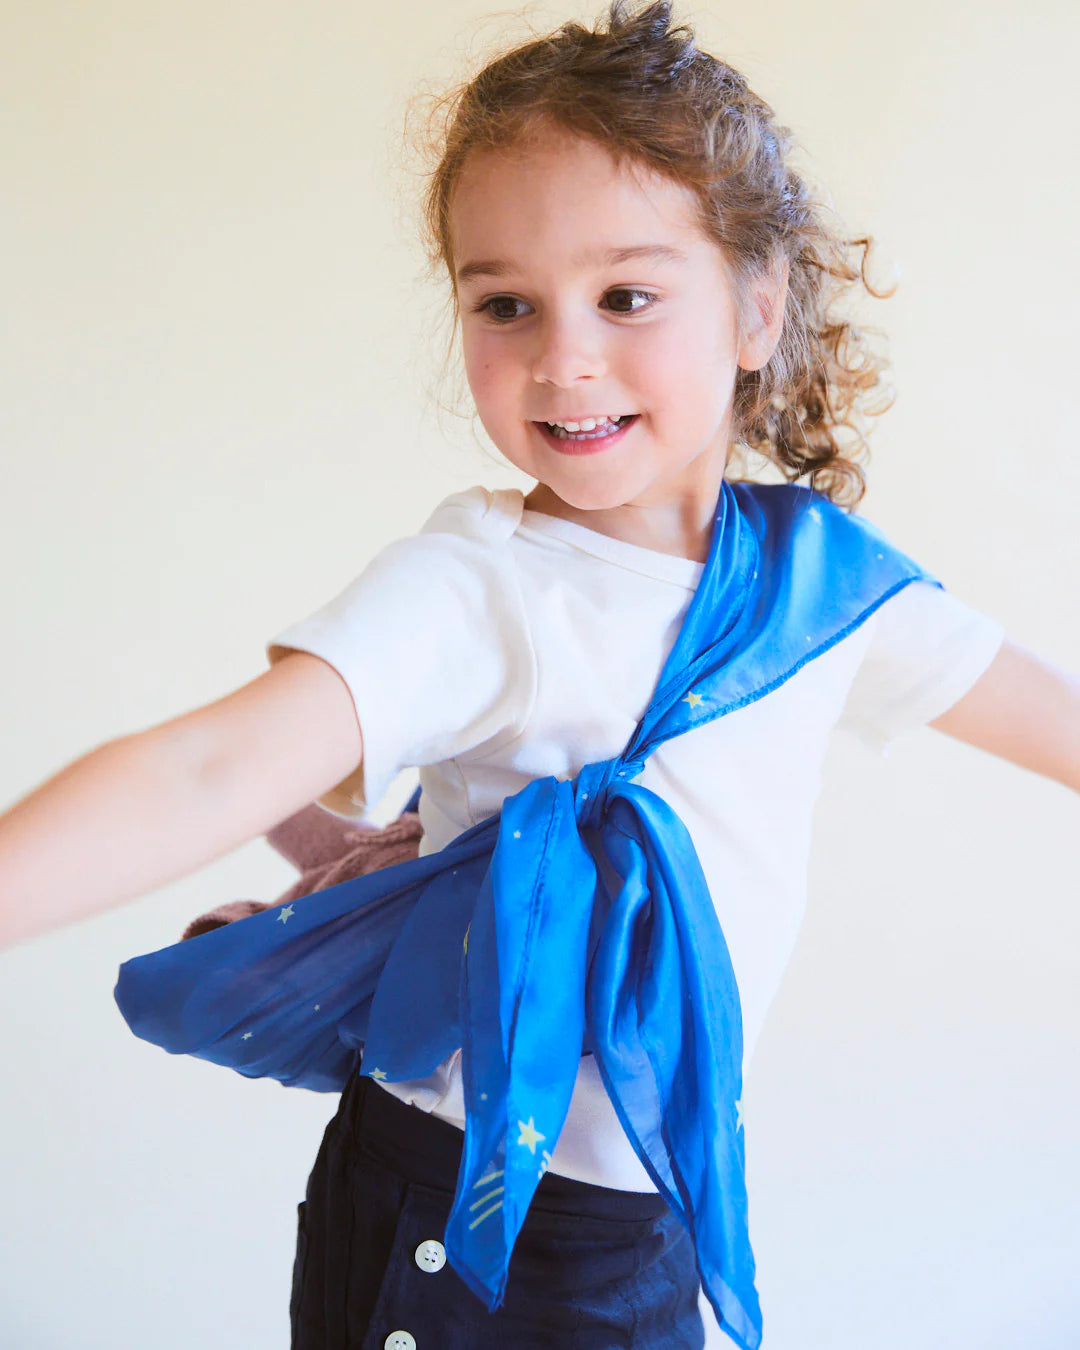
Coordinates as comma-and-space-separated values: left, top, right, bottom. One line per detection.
523, 463, 728, 565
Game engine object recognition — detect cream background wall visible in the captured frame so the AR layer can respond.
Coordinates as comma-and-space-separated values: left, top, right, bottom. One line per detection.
1, 2, 1077, 1347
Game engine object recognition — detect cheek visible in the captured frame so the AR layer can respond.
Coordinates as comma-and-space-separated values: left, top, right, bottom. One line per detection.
462, 331, 512, 409
634, 329, 724, 418
649, 310, 740, 418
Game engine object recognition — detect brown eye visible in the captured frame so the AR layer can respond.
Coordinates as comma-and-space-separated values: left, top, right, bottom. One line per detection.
604, 289, 656, 314
473, 296, 528, 322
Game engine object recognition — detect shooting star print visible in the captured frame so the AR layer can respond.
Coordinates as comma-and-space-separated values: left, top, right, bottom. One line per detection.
469, 1167, 505, 1231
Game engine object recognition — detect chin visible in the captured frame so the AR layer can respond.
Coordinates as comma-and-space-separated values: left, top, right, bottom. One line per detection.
532, 475, 631, 513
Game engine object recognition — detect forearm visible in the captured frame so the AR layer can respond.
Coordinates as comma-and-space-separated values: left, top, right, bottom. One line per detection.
0, 729, 250, 949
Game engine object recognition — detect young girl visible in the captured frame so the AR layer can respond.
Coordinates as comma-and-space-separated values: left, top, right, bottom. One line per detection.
3, 3, 1077, 1348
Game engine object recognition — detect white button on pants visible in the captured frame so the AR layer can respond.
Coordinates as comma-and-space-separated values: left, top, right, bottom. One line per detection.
413, 1239, 447, 1273
383, 1333, 416, 1350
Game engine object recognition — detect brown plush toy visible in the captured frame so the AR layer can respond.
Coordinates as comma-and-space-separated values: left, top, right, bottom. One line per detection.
181, 803, 423, 941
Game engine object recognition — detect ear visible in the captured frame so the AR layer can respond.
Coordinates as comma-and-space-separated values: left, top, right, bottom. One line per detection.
737, 256, 789, 372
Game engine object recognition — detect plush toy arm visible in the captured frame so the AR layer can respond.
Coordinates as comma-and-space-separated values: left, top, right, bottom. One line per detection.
179, 805, 423, 940
264, 802, 380, 870
181, 900, 272, 940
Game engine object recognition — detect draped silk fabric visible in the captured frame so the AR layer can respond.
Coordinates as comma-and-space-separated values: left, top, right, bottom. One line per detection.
115, 481, 937, 1350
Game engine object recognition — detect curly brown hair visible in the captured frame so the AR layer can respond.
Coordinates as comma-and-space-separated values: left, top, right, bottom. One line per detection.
407, 0, 895, 509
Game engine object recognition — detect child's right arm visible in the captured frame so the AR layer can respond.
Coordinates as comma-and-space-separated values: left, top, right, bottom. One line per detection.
0, 652, 365, 950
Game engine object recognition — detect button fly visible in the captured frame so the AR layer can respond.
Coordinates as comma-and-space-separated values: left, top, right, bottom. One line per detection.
414, 1239, 446, 1273
383, 1333, 416, 1350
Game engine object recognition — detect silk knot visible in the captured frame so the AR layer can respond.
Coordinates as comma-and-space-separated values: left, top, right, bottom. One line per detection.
573, 756, 645, 829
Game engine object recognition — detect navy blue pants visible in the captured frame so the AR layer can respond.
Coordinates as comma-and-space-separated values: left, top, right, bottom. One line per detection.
290, 1070, 705, 1348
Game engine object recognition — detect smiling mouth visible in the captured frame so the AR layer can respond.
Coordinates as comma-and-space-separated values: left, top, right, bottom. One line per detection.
535, 414, 637, 437
532, 414, 639, 455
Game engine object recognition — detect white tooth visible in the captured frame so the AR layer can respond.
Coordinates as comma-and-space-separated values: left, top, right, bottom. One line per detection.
547, 415, 627, 431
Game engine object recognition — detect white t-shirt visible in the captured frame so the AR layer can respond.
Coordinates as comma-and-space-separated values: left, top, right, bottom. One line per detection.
267, 485, 1005, 1191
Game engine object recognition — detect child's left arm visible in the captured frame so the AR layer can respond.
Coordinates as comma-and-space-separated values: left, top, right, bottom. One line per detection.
930, 640, 1080, 793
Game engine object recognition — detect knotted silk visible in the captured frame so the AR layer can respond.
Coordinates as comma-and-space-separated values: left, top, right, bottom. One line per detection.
115, 480, 937, 1350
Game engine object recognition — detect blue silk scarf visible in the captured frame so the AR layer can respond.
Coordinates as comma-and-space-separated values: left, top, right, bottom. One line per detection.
115, 480, 938, 1350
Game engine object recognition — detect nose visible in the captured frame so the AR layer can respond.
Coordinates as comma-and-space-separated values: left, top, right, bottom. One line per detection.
531, 309, 606, 388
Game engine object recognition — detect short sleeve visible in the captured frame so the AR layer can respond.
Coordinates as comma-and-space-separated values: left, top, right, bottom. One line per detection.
265, 519, 536, 818
836, 579, 1006, 754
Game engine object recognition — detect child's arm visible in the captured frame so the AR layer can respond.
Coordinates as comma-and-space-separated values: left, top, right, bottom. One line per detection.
930, 639, 1080, 792
0, 652, 365, 950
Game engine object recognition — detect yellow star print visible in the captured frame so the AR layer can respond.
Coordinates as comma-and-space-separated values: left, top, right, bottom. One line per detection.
369, 1067, 388, 1081
682, 691, 704, 710
516, 1117, 546, 1155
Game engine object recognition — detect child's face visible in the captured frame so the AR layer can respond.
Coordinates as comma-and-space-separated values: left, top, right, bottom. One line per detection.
450, 128, 780, 518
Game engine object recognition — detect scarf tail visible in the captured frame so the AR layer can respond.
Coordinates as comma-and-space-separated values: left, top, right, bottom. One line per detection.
586, 794, 764, 1350
443, 778, 600, 1308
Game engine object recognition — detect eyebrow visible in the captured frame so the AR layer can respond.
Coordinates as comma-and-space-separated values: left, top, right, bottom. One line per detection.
455, 243, 690, 286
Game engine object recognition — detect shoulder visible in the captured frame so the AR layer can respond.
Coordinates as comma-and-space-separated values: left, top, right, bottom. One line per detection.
728, 481, 939, 621
417, 485, 523, 547
729, 480, 1001, 678
362, 485, 526, 606
271, 486, 530, 656
730, 480, 906, 554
